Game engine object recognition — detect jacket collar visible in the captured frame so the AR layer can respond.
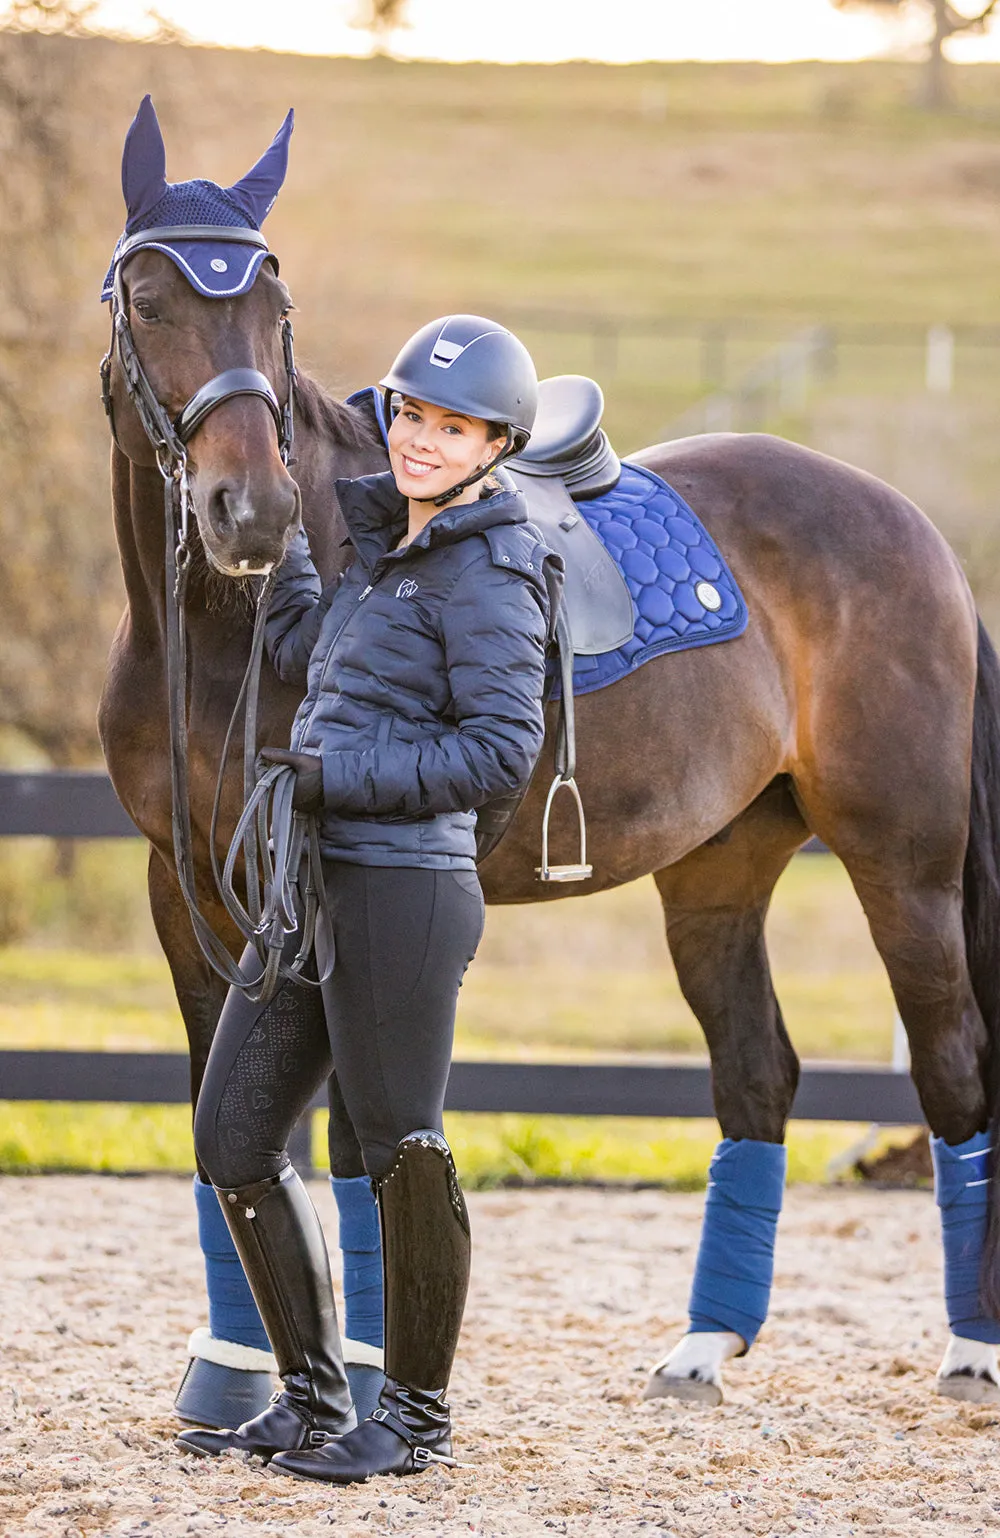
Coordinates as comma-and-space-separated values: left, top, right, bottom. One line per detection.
334, 470, 527, 570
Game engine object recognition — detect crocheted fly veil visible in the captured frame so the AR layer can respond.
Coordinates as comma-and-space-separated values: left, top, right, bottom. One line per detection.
102, 95, 293, 301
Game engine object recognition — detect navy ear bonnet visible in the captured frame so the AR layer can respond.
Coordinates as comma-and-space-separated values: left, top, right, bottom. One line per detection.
101, 95, 293, 302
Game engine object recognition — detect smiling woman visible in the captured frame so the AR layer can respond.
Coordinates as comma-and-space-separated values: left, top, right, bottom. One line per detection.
180, 313, 567, 1483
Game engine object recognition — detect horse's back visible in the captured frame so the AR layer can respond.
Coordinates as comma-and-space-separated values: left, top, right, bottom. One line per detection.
630, 432, 977, 867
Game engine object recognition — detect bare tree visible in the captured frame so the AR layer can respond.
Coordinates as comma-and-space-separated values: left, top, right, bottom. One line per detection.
0, 26, 121, 766
831, 0, 999, 108
351, 0, 409, 56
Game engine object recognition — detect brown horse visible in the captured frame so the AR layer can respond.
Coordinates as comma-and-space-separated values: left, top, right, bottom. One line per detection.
100, 213, 1000, 1415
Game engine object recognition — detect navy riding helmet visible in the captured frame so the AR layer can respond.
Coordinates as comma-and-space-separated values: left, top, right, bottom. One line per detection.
380, 315, 538, 505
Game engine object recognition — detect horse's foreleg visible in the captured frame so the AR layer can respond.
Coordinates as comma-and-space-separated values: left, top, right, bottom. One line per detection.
842, 867, 1000, 1403
643, 784, 806, 1406
147, 849, 277, 1425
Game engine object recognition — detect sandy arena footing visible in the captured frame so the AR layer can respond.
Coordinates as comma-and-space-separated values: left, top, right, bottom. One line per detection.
2, 1177, 999, 1536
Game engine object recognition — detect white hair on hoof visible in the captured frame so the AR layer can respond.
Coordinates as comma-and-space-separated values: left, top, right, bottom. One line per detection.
642, 1330, 744, 1407
936, 1333, 1000, 1404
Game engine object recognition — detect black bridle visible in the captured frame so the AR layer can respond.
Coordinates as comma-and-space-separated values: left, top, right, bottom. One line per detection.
102, 225, 330, 1003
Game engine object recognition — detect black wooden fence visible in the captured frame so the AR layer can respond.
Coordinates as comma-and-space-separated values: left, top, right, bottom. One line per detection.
0, 770, 921, 1174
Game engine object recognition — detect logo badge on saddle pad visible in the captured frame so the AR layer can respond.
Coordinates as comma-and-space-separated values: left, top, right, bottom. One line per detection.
102, 95, 293, 302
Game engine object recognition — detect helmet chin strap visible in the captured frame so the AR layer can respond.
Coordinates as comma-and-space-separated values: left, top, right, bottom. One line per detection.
419, 429, 516, 508
399, 428, 516, 509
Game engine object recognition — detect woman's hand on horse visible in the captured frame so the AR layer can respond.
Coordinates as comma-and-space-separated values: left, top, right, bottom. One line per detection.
258, 747, 325, 813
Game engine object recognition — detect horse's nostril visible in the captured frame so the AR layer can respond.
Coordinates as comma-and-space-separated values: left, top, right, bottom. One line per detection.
208, 485, 247, 535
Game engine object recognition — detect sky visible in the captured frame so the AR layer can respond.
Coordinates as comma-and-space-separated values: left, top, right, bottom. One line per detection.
24, 0, 1000, 65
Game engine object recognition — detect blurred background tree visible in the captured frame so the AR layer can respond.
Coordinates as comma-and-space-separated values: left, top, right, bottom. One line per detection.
351, 0, 409, 56
0, 8, 122, 767
831, 0, 998, 107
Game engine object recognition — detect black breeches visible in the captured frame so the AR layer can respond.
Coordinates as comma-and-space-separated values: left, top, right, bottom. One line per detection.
194, 864, 485, 1186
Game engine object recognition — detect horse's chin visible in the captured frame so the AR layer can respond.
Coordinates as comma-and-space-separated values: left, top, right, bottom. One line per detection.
202, 544, 277, 580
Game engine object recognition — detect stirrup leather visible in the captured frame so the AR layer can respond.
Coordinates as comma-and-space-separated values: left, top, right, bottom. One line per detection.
537, 602, 592, 883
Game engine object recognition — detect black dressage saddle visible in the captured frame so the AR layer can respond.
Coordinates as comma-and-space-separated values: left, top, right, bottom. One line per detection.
505, 375, 633, 657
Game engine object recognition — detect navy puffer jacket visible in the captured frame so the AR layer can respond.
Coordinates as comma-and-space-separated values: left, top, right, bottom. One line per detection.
265, 472, 557, 869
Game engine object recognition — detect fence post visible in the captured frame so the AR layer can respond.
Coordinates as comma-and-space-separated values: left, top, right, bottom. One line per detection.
701, 324, 727, 392
926, 325, 954, 394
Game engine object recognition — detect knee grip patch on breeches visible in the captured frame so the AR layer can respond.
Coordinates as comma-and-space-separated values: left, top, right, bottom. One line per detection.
932, 1129, 1000, 1345
688, 1138, 787, 1349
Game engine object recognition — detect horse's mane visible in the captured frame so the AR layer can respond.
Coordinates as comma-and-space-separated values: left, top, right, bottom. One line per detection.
294, 370, 383, 454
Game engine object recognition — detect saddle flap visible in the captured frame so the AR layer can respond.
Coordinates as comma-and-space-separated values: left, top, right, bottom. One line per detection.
510, 474, 634, 657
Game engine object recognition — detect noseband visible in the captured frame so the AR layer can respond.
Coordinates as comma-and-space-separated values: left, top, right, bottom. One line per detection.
101, 226, 329, 1004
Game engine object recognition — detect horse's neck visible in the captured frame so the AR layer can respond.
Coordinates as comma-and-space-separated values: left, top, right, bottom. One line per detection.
111, 447, 171, 647
292, 396, 388, 581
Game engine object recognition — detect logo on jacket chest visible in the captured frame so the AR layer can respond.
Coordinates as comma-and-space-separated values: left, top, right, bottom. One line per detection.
395, 578, 419, 600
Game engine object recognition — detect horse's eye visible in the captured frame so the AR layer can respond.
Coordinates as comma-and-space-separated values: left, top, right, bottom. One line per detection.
133, 300, 159, 323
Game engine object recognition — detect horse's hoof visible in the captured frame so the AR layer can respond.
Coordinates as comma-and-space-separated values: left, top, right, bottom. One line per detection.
935, 1372, 1000, 1405
642, 1370, 723, 1407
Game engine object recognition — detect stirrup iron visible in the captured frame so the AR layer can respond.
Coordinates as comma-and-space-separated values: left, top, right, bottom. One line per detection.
536, 773, 592, 883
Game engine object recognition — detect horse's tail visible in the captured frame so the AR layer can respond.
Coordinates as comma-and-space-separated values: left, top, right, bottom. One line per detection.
964, 617, 1000, 1313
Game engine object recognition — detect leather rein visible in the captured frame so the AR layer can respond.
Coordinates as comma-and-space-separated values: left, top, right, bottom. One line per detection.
102, 226, 330, 1003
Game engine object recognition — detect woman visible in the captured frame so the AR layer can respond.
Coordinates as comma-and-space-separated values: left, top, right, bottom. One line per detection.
177, 315, 557, 1484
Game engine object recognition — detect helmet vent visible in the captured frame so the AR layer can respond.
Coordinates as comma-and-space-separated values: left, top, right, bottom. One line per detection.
429, 336, 464, 368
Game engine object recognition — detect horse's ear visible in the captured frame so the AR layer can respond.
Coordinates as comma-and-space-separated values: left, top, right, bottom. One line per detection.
121, 95, 168, 221
225, 109, 294, 226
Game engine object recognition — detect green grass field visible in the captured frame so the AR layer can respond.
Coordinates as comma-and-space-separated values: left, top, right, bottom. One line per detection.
4, 42, 970, 1183
0, 851, 909, 1184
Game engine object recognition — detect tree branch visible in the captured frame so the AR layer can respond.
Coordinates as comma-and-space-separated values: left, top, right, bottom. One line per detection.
944, 1, 999, 34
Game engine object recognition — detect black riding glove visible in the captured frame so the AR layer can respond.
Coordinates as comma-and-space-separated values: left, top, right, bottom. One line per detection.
258, 747, 325, 814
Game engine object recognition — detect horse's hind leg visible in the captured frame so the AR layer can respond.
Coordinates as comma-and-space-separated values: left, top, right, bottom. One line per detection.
835, 859, 1000, 1402
795, 626, 1000, 1404
643, 778, 808, 1406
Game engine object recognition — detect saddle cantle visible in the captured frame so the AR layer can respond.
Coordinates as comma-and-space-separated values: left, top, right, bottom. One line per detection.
506, 376, 633, 657
510, 374, 620, 498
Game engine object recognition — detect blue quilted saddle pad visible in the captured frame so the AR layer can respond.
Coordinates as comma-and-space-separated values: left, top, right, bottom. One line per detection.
555, 461, 748, 698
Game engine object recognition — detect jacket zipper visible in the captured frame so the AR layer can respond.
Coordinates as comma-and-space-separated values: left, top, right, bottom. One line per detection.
294, 570, 380, 748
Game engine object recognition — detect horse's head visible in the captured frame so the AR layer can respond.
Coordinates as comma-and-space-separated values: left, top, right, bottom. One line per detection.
103, 97, 301, 577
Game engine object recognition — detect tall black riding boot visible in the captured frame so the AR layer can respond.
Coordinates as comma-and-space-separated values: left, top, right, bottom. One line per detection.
271, 1130, 471, 1484
177, 1166, 356, 1459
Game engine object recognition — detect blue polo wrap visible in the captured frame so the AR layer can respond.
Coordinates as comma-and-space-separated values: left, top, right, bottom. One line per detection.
688, 1137, 787, 1348
332, 1175, 384, 1349
193, 1176, 270, 1351
932, 1129, 1000, 1344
